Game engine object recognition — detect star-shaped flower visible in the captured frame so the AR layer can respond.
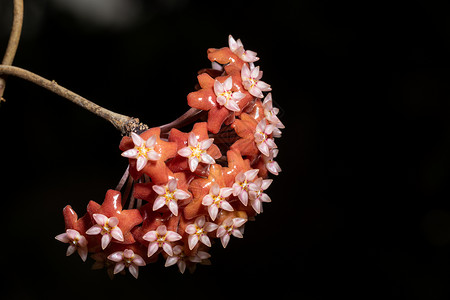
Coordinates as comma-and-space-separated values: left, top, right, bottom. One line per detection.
164, 245, 211, 274
121, 132, 161, 171
142, 224, 182, 257
202, 183, 234, 221
184, 164, 228, 220
177, 132, 216, 172
119, 127, 177, 184
263, 148, 282, 175
168, 122, 221, 175
87, 189, 143, 248
262, 93, 284, 137
152, 178, 191, 216
55, 229, 88, 261
107, 248, 146, 279
187, 73, 253, 133
232, 169, 259, 206
185, 216, 218, 250
86, 214, 124, 250
213, 77, 245, 112
228, 35, 259, 63
216, 217, 247, 248
248, 177, 273, 214
254, 119, 277, 157
241, 63, 271, 98
56, 205, 95, 257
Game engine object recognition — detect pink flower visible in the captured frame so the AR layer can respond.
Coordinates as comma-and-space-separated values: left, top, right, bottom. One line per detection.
107, 249, 146, 279
232, 169, 259, 206
202, 183, 234, 221
213, 77, 245, 112
142, 225, 182, 257
152, 178, 191, 216
228, 35, 259, 63
85, 214, 124, 249
216, 217, 247, 248
249, 178, 273, 214
241, 63, 271, 98
55, 229, 88, 261
263, 148, 282, 175
254, 119, 277, 157
164, 245, 187, 273
177, 132, 216, 172
262, 93, 285, 137
185, 216, 219, 250
121, 132, 161, 171
165, 245, 212, 274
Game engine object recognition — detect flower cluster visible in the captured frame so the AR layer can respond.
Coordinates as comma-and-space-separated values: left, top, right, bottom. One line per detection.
56, 35, 284, 278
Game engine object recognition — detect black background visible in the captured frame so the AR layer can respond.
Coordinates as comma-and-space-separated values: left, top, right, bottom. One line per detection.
1, 0, 450, 299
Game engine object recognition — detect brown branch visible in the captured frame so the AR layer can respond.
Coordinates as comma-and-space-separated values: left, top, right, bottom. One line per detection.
0, 0, 24, 101
0, 65, 147, 135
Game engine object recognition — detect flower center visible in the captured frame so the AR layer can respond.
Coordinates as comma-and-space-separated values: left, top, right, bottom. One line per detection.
136, 145, 153, 159
190, 145, 204, 159
240, 179, 249, 191
195, 226, 205, 236
101, 221, 114, 235
219, 90, 233, 101
157, 235, 166, 246
164, 188, 176, 204
212, 195, 225, 207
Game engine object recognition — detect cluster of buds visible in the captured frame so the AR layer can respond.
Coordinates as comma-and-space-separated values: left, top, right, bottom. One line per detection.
56, 35, 284, 278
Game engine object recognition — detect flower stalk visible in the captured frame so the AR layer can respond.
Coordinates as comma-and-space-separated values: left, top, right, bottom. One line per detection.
0, 0, 24, 102
0, 65, 147, 135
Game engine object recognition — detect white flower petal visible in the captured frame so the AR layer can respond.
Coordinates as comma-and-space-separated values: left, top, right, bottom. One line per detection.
121, 148, 139, 158
174, 189, 190, 200
225, 100, 240, 112
111, 228, 124, 242
153, 197, 166, 211
165, 255, 179, 267
146, 135, 157, 148
177, 147, 192, 157
136, 156, 148, 171
224, 77, 233, 91
214, 80, 225, 95
108, 251, 124, 262
93, 214, 108, 226
113, 262, 125, 275
85, 224, 102, 235
208, 205, 219, 221
168, 200, 179, 216
128, 264, 140, 279
188, 156, 199, 172
66, 244, 77, 256
199, 138, 214, 150
142, 231, 157, 242
188, 234, 199, 250
162, 243, 173, 256
168, 179, 178, 192
202, 194, 213, 206
147, 241, 159, 257
200, 153, 215, 164
166, 231, 182, 242
131, 132, 144, 147
101, 234, 112, 250
220, 200, 234, 212
200, 235, 211, 247
55, 233, 69, 243
152, 184, 166, 195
